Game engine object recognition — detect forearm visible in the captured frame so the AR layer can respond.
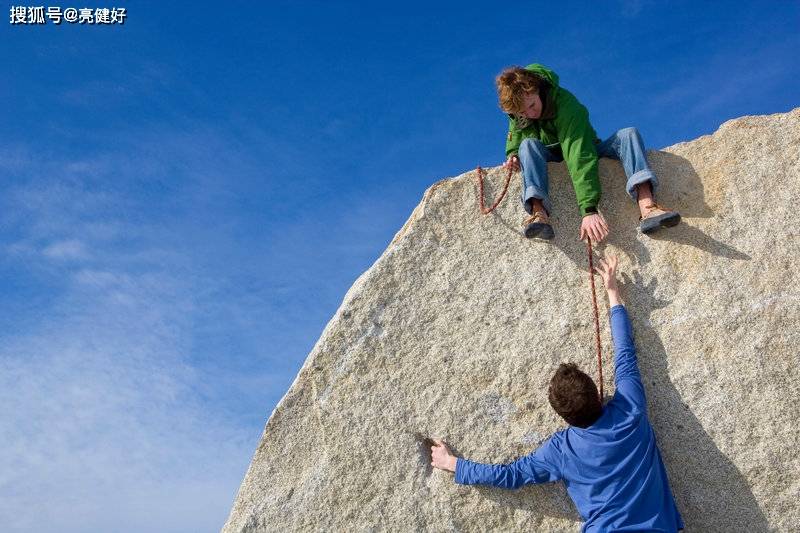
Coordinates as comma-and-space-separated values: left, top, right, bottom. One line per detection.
558, 111, 601, 215
571, 165, 601, 216
610, 305, 642, 381
610, 304, 647, 410
454, 457, 525, 489
505, 119, 522, 157
606, 285, 622, 307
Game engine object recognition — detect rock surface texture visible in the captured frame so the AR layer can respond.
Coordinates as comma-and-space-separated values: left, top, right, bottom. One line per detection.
223, 108, 800, 532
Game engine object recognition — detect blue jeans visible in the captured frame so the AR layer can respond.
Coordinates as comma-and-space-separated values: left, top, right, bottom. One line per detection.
518, 127, 658, 215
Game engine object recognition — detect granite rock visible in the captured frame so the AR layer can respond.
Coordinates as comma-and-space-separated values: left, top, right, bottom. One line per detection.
223, 108, 800, 532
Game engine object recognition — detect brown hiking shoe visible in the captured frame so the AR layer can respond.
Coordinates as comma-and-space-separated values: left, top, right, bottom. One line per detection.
522, 211, 554, 240
639, 203, 681, 234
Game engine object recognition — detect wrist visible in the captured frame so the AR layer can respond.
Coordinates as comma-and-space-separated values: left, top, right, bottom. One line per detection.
606, 287, 622, 306
449, 456, 458, 473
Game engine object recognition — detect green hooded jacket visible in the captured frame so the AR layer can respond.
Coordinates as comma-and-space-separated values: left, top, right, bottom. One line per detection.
505, 64, 601, 216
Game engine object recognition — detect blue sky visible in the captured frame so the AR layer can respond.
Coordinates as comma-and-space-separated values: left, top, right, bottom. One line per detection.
1, 1, 798, 531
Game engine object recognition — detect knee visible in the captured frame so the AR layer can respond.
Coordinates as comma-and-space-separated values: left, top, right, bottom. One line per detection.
618, 127, 640, 139
519, 137, 546, 154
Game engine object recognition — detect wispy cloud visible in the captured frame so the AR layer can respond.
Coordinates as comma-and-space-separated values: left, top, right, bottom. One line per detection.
648, 33, 800, 121
41, 238, 89, 260
0, 99, 412, 530
0, 300, 254, 532
0, 134, 272, 532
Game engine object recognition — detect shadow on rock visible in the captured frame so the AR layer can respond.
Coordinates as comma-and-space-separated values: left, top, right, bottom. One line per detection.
621, 272, 768, 532
436, 271, 770, 530
546, 150, 750, 267
651, 151, 714, 219
648, 223, 751, 260
478, 479, 580, 523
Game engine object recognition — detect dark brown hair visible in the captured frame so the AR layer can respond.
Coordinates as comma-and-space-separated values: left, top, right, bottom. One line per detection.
495, 66, 548, 115
548, 363, 602, 428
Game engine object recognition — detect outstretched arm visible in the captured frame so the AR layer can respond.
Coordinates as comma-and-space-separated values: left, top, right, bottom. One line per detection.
595, 256, 646, 412
430, 438, 562, 489
554, 92, 607, 242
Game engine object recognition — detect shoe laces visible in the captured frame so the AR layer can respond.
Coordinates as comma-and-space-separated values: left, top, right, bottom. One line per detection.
522, 212, 548, 226
640, 203, 669, 220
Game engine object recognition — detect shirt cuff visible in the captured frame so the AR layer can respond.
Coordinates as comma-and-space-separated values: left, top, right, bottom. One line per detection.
454, 457, 467, 484
610, 304, 628, 321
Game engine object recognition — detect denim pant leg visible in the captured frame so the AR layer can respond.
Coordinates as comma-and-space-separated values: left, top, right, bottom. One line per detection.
518, 138, 562, 215
595, 127, 658, 202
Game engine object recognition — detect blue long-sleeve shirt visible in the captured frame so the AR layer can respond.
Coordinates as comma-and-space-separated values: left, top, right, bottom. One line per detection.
455, 305, 684, 532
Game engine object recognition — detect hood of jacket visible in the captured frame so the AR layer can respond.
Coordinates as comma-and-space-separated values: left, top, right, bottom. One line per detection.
510, 63, 560, 125
524, 63, 559, 91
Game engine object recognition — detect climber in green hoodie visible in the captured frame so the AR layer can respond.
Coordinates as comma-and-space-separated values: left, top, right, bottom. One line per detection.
496, 63, 680, 242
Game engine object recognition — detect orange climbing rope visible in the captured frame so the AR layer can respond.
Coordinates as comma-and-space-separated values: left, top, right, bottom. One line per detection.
475, 167, 605, 400
476, 166, 513, 214
586, 237, 604, 400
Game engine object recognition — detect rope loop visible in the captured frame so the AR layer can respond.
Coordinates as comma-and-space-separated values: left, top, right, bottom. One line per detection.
476, 166, 513, 215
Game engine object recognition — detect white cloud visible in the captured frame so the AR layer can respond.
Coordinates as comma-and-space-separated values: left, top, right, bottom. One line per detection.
0, 255, 257, 532
42, 239, 88, 260
0, 140, 269, 532
0, 344, 253, 532
0, 86, 406, 531
73, 268, 124, 288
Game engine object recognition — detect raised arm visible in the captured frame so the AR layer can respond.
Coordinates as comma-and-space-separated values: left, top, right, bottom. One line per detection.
430, 437, 562, 489
594, 256, 646, 412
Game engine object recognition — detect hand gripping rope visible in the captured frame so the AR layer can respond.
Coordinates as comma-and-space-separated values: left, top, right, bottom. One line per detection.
476, 166, 605, 400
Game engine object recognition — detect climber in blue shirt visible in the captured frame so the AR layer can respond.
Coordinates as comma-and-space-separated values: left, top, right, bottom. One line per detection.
430, 255, 684, 532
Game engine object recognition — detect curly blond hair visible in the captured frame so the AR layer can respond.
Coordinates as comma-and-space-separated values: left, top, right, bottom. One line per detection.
495, 66, 547, 114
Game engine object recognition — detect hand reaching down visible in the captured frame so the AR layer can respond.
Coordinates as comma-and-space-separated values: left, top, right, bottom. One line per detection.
580, 213, 609, 243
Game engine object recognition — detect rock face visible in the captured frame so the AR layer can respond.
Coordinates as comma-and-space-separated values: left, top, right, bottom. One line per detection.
223, 108, 800, 532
